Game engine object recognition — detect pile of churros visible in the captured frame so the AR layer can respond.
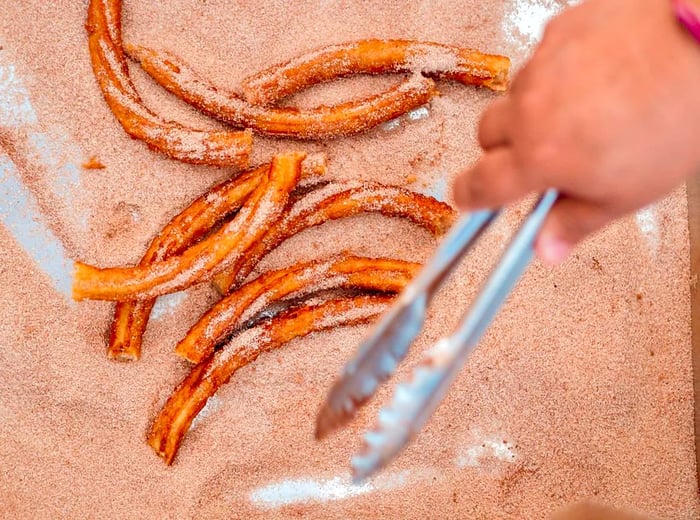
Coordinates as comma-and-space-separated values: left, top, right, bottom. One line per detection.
76, 0, 510, 464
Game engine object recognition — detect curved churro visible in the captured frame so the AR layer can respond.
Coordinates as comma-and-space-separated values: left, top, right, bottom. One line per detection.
126, 44, 439, 140
241, 39, 511, 106
213, 181, 456, 293
108, 156, 326, 361
148, 295, 394, 464
108, 165, 262, 361
86, 0, 252, 166
74, 152, 305, 302
177, 254, 420, 364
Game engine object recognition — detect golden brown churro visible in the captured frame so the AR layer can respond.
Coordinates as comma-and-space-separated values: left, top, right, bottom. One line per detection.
148, 295, 394, 464
241, 39, 511, 106
126, 44, 439, 139
76, 0, 509, 469
107, 157, 326, 361
213, 181, 457, 293
85, 0, 252, 166
108, 165, 263, 361
73, 152, 305, 302
176, 254, 420, 364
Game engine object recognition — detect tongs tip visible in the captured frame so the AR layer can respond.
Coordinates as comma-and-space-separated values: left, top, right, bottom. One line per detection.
315, 391, 364, 440
315, 295, 432, 439
314, 405, 345, 440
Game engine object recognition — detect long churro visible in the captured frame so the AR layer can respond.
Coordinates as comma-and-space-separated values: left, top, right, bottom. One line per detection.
73, 152, 305, 302
241, 39, 511, 106
213, 181, 456, 293
126, 44, 439, 140
148, 295, 394, 464
177, 254, 420, 364
86, 0, 252, 166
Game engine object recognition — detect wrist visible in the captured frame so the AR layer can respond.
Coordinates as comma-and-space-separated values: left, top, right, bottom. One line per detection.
673, 0, 700, 42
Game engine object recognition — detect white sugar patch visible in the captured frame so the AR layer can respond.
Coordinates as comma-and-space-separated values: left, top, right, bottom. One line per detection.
381, 118, 402, 132
456, 432, 517, 468
418, 175, 448, 202
503, 0, 564, 49
0, 63, 37, 126
0, 57, 88, 298
381, 104, 430, 132
251, 475, 374, 507
26, 129, 85, 229
407, 106, 430, 122
249, 468, 437, 509
0, 61, 85, 224
190, 395, 223, 430
635, 205, 660, 255
0, 155, 73, 297
151, 291, 188, 319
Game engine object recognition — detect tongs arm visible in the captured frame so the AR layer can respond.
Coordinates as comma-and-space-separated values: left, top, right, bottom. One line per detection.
350, 189, 559, 481
315, 209, 498, 438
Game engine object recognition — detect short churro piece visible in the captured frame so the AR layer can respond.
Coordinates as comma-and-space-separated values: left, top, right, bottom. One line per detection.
241, 39, 511, 106
82, 156, 106, 169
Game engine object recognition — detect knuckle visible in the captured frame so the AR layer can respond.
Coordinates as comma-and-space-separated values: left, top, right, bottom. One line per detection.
454, 169, 487, 208
477, 113, 497, 146
465, 170, 488, 203
465, 159, 505, 207
515, 140, 559, 178
514, 87, 546, 122
531, 142, 559, 169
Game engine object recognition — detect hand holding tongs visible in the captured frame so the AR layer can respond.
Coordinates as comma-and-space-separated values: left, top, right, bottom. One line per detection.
315, 189, 559, 482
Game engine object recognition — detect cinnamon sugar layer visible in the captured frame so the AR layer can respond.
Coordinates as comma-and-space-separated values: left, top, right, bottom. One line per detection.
0, 0, 697, 519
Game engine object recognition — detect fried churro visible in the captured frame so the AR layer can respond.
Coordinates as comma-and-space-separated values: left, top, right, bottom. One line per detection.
149, 295, 394, 464
107, 165, 263, 361
213, 181, 456, 293
177, 254, 419, 364
241, 39, 511, 106
74, 152, 305, 302
126, 44, 439, 140
86, 0, 252, 166
107, 156, 325, 361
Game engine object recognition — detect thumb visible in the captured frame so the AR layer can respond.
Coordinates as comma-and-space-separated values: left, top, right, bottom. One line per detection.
535, 197, 612, 265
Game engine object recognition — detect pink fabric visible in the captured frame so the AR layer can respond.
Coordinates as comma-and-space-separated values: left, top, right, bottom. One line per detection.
674, 0, 700, 42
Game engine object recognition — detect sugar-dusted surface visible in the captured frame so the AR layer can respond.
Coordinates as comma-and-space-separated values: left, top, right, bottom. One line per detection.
239, 39, 510, 106
86, 0, 253, 167
0, 1, 697, 520
127, 43, 440, 139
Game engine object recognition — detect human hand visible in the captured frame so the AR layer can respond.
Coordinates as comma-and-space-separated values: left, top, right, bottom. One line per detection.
453, 0, 700, 264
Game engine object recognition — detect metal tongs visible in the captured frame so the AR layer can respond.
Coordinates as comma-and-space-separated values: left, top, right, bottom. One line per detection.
315, 189, 559, 481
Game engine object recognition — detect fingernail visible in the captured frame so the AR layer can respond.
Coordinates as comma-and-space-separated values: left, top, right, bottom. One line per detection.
538, 236, 572, 266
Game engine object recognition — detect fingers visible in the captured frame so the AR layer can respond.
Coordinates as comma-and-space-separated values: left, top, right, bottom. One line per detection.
535, 196, 612, 265
453, 147, 542, 211
478, 97, 512, 150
